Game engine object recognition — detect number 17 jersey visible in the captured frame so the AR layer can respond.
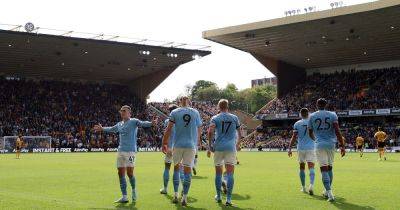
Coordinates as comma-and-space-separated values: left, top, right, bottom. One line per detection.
211, 112, 240, 152
169, 107, 202, 149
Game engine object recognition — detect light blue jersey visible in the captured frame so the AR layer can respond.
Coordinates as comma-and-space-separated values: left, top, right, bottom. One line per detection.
164, 119, 175, 148
169, 107, 202, 149
103, 118, 152, 152
308, 110, 338, 149
293, 119, 315, 151
211, 112, 240, 152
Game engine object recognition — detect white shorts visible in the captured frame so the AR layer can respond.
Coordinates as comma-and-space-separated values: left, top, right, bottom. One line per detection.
164, 150, 173, 164
316, 149, 335, 166
116, 152, 136, 168
214, 151, 237, 166
173, 148, 196, 167
298, 150, 316, 163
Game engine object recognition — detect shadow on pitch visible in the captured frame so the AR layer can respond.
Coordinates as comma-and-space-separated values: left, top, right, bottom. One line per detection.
88, 202, 138, 210
163, 193, 200, 205
231, 193, 251, 201
217, 202, 254, 210
163, 194, 206, 210
382, 159, 399, 162
192, 175, 208, 180
311, 195, 375, 210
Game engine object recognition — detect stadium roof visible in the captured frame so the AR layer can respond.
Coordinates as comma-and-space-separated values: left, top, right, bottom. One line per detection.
203, 0, 400, 69
0, 25, 210, 99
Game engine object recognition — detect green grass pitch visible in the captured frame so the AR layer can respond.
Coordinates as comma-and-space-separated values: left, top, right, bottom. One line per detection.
0, 152, 399, 210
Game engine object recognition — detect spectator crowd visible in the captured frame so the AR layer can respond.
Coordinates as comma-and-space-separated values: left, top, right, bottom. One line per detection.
1, 66, 400, 151
258, 67, 400, 115
241, 122, 400, 150
0, 77, 157, 151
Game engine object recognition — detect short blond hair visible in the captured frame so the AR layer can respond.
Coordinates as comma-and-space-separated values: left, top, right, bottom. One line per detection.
120, 105, 132, 113
218, 99, 229, 110
180, 96, 189, 107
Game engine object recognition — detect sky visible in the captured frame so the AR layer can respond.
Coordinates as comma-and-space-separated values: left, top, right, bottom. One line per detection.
0, 0, 376, 101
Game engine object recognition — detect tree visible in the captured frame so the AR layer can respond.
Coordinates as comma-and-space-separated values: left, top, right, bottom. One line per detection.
196, 85, 220, 101
220, 83, 238, 102
190, 80, 217, 100
188, 80, 276, 114
245, 85, 277, 113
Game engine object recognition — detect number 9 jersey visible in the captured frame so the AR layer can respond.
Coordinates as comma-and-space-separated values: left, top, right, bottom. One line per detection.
210, 112, 240, 152
308, 110, 338, 149
168, 107, 202, 149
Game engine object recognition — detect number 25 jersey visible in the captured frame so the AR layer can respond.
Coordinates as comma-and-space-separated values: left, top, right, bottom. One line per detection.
169, 107, 202, 149
308, 110, 338, 149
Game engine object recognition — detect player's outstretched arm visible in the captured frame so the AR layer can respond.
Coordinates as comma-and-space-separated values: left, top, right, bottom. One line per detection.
334, 122, 345, 157
95, 123, 118, 133
137, 119, 154, 128
288, 132, 297, 157
161, 121, 173, 154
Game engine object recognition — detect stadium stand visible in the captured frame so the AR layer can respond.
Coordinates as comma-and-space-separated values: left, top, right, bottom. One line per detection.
0, 77, 150, 149
203, 0, 400, 150
257, 67, 400, 114
0, 24, 210, 152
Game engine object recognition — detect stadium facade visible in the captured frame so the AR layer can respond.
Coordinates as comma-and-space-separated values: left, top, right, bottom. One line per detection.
0, 24, 210, 100
203, 0, 400, 120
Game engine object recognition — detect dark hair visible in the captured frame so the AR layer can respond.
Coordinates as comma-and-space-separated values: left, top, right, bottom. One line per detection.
300, 108, 309, 118
168, 104, 179, 112
317, 98, 327, 109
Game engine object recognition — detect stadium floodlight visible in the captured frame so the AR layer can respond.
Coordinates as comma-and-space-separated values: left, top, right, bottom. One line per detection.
167, 53, 178, 58
192, 54, 201, 60
139, 50, 151, 55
